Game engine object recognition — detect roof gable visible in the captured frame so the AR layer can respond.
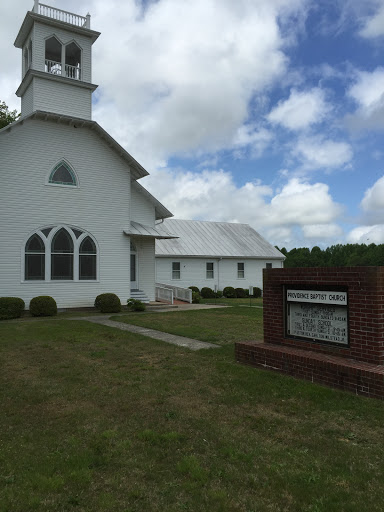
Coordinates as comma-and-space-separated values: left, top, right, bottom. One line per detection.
0, 111, 148, 180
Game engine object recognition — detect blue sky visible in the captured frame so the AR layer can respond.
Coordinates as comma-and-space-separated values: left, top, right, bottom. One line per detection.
1, 0, 384, 249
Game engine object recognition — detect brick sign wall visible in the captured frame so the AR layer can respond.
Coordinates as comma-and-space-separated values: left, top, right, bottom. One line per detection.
263, 267, 384, 365
235, 267, 384, 399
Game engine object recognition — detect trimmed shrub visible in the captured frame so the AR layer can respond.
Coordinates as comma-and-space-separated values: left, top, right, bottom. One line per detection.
223, 286, 236, 298
200, 287, 215, 299
29, 296, 57, 317
127, 298, 146, 312
235, 288, 247, 298
192, 291, 201, 304
252, 287, 262, 298
94, 293, 121, 313
0, 297, 25, 320
189, 286, 200, 294
215, 290, 223, 298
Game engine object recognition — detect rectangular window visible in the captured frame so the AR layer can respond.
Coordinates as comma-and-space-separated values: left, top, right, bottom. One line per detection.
25, 254, 45, 280
172, 262, 181, 280
237, 262, 245, 279
206, 262, 214, 279
51, 254, 73, 280
266, 263, 272, 269
79, 255, 97, 280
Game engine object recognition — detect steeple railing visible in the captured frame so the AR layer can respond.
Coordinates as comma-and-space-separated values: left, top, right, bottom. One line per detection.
33, 1, 91, 29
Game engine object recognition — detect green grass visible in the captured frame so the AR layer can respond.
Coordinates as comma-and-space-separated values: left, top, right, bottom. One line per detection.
0, 315, 384, 511
113, 305, 263, 345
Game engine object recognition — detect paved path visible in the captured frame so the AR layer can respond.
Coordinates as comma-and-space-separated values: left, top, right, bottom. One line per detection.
72, 315, 220, 351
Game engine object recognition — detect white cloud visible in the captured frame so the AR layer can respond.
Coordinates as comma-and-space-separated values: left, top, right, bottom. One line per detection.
347, 225, 384, 244
359, 3, 384, 38
346, 67, 384, 131
267, 88, 331, 130
302, 224, 343, 238
361, 175, 384, 212
144, 170, 342, 248
293, 135, 353, 171
88, 0, 309, 161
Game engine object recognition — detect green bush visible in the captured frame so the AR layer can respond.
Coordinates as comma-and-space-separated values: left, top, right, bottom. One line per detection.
29, 296, 57, 317
235, 288, 246, 298
223, 286, 236, 298
188, 286, 200, 294
127, 298, 146, 311
253, 287, 262, 298
0, 297, 25, 320
94, 293, 121, 313
200, 287, 215, 299
215, 290, 223, 298
192, 291, 201, 304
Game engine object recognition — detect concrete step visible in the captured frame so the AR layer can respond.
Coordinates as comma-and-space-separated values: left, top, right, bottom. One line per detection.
130, 290, 150, 303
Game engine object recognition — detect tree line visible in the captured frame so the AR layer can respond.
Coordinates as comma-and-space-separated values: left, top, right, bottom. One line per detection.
277, 244, 384, 268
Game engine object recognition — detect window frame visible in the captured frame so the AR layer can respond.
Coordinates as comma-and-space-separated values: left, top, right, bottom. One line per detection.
172, 261, 181, 280
237, 262, 245, 279
266, 262, 273, 269
22, 225, 98, 283
206, 262, 214, 279
47, 160, 79, 188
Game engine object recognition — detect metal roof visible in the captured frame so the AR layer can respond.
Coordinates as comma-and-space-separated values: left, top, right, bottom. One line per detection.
124, 221, 178, 239
155, 219, 285, 259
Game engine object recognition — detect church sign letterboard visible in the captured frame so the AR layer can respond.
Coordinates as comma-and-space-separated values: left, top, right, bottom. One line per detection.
286, 289, 348, 346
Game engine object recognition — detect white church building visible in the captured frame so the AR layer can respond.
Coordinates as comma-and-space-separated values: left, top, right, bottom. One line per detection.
0, 2, 175, 308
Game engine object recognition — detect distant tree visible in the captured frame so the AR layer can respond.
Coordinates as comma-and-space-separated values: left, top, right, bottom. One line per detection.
0, 101, 20, 129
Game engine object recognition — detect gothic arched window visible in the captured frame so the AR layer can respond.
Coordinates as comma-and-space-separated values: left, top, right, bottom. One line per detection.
49, 161, 77, 186
51, 228, 74, 280
25, 234, 45, 280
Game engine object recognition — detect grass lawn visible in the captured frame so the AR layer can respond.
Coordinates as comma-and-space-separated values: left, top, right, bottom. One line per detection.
1, 312, 384, 511
113, 305, 263, 345
200, 297, 263, 307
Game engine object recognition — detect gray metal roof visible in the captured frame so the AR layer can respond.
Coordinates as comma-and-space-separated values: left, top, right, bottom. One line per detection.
124, 221, 178, 239
155, 219, 285, 259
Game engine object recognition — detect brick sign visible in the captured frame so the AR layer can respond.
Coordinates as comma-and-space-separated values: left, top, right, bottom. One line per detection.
286, 289, 348, 345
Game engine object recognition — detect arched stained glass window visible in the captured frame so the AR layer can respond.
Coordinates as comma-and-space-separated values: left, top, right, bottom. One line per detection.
24, 226, 97, 282
79, 236, 97, 280
51, 228, 74, 280
49, 161, 77, 186
25, 234, 45, 280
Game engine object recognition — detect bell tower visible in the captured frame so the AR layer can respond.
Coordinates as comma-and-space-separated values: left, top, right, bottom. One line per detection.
14, 0, 100, 120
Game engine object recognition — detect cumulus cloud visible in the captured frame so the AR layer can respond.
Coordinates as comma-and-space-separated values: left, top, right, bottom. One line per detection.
359, 2, 384, 39
346, 67, 384, 132
302, 223, 343, 238
361, 175, 384, 212
267, 88, 331, 130
293, 135, 353, 171
144, 169, 342, 247
88, 0, 308, 161
347, 225, 384, 244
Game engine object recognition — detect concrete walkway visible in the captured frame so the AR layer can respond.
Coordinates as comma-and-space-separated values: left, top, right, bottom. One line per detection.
72, 315, 220, 351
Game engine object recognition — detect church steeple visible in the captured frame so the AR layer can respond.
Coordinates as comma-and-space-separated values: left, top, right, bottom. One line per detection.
14, 1, 100, 120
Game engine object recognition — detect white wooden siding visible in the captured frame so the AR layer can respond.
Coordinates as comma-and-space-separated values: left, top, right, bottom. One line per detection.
156, 257, 283, 291
21, 80, 34, 117
130, 183, 156, 227
0, 118, 134, 308
32, 76, 92, 119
